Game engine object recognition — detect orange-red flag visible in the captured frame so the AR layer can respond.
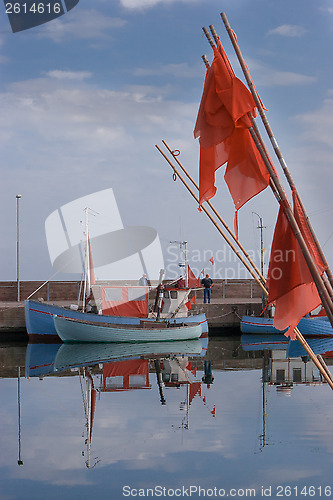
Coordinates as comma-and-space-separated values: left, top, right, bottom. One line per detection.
267, 203, 322, 339
187, 265, 201, 288
189, 382, 201, 405
185, 300, 192, 310
194, 41, 270, 228
292, 189, 326, 275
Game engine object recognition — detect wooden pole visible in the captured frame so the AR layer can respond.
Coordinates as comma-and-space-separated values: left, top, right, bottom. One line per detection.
220, 11, 333, 293
155, 144, 268, 294
202, 21, 333, 328
156, 142, 333, 390
247, 77, 333, 300
202, 54, 210, 69
248, 124, 333, 327
161, 139, 266, 284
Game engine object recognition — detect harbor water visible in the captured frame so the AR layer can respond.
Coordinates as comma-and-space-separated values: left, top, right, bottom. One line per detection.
1, 336, 333, 499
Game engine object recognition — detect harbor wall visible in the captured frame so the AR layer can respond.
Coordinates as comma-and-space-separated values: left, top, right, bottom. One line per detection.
0, 281, 80, 302
0, 279, 262, 301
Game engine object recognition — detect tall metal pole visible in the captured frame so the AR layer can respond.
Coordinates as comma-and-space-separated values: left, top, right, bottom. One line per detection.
253, 212, 266, 310
253, 212, 264, 277
16, 195, 22, 302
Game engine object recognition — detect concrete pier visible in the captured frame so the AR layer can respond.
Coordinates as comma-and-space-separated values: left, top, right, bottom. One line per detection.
0, 279, 263, 339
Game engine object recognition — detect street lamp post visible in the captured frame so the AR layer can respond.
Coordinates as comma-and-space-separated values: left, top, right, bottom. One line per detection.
253, 212, 264, 277
16, 194, 22, 302
253, 212, 265, 309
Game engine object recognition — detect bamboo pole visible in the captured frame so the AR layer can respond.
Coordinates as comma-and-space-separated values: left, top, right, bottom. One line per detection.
210, 21, 333, 300
220, 11, 333, 292
202, 54, 210, 69
248, 124, 333, 327
161, 139, 266, 284
201, 23, 333, 329
155, 144, 268, 294
156, 142, 333, 390
209, 21, 333, 300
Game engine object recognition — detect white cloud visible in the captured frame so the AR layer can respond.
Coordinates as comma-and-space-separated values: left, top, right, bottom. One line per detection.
244, 58, 316, 87
46, 70, 93, 80
267, 24, 307, 37
134, 62, 201, 78
120, 0, 198, 9
37, 9, 127, 42
293, 97, 333, 149
320, 7, 333, 15
0, 74, 198, 199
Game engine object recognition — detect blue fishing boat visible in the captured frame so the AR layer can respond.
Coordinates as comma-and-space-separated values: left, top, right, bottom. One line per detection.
240, 315, 333, 337
25, 200, 208, 342
54, 315, 202, 343
25, 285, 208, 342
240, 316, 287, 335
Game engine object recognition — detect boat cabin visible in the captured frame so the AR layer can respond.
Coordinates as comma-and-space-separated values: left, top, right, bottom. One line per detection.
159, 288, 191, 318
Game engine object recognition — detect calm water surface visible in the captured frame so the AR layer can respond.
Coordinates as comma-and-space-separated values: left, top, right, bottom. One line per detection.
1, 336, 333, 499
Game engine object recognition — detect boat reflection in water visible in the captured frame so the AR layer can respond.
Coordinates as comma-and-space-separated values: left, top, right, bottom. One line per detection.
240, 334, 333, 452
241, 334, 333, 390
25, 337, 208, 468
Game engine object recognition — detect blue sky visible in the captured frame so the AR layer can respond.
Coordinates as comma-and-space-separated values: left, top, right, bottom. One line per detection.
1, 0, 333, 281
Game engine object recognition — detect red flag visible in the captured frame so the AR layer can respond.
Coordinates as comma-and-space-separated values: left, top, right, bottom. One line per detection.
185, 300, 192, 310
187, 265, 201, 288
190, 296, 197, 305
194, 41, 270, 232
267, 203, 321, 339
189, 382, 201, 405
209, 256, 214, 265
292, 189, 326, 274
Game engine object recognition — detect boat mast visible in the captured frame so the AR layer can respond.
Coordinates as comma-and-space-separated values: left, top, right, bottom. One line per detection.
82, 208, 90, 311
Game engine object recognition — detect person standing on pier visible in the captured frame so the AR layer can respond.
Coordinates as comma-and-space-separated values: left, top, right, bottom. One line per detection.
201, 274, 213, 304
138, 274, 148, 286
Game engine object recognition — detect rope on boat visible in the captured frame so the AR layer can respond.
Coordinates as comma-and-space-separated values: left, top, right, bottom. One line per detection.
205, 310, 237, 320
